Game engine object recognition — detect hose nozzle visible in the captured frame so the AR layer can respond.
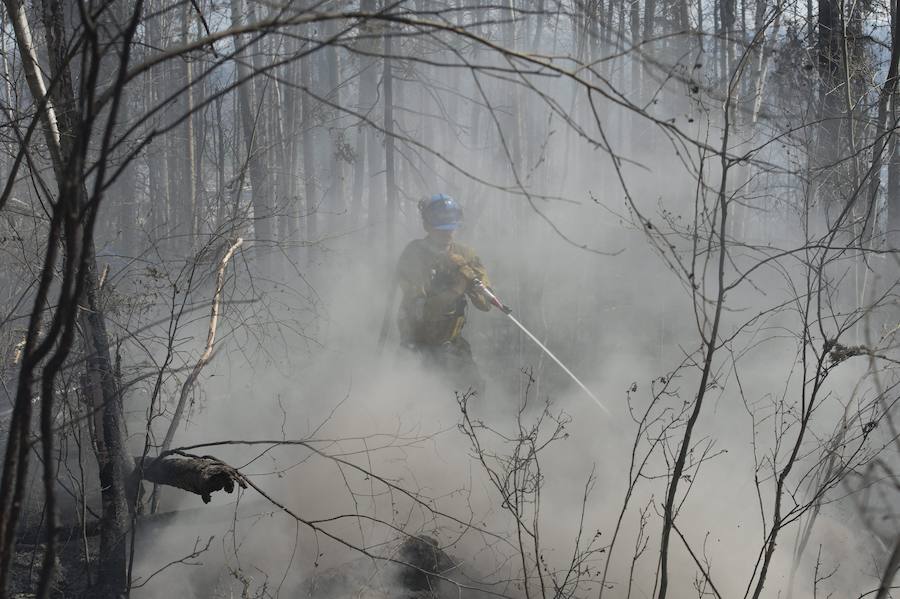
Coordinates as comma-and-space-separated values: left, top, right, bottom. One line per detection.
473, 279, 512, 314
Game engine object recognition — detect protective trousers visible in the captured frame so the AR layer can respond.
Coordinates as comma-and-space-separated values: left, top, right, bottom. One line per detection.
414, 337, 485, 398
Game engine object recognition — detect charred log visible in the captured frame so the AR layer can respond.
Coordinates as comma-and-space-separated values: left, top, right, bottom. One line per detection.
133, 454, 247, 504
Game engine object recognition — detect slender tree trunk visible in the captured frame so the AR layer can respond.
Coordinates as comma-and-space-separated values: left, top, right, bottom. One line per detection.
629, 0, 643, 155
351, 129, 367, 226
268, 35, 292, 273
860, 0, 899, 244
324, 19, 346, 231
300, 23, 318, 263
281, 41, 302, 262
214, 94, 228, 230
889, 96, 900, 248
230, 0, 273, 268
750, 0, 782, 124
100, 1, 138, 261
42, 2, 135, 593
817, 0, 843, 172
160, 3, 196, 255
720, 0, 735, 78
643, 0, 656, 42
384, 25, 397, 255
145, 0, 169, 243
182, 1, 197, 251
697, 0, 704, 50
352, 0, 379, 227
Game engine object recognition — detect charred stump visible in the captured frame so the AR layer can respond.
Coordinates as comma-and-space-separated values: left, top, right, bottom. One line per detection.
396, 535, 455, 596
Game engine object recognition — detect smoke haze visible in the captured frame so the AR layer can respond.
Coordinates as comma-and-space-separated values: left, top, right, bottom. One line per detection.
2, 2, 898, 597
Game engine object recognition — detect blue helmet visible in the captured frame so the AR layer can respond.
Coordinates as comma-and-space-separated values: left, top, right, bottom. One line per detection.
419, 193, 463, 230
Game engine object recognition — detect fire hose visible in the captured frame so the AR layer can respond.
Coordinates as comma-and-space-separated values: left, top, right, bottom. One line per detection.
472, 280, 609, 414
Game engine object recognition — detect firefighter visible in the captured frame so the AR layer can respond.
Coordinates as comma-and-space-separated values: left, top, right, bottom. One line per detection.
396, 194, 493, 394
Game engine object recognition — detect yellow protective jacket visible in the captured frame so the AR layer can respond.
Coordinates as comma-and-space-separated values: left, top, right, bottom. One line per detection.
396, 238, 492, 346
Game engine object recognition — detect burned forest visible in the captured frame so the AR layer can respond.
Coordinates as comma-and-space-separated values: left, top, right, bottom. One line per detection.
2, 0, 900, 597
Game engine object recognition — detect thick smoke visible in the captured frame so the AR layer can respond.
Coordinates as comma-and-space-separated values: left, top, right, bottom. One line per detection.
129, 101, 890, 597
1, 3, 895, 597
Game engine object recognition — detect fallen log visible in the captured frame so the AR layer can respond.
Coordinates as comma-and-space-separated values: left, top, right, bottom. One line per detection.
133, 453, 246, 504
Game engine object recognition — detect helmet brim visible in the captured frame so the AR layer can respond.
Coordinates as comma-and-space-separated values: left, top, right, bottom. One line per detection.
431, 223, 460, 230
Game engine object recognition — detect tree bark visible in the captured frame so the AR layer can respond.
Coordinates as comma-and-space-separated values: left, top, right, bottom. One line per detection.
323, 18, 346, 231
145, 0, 170, 243
817, 0, 844, 171
230, 0, 273, 268
136, 455, 246, 505
300, 23, 318, 263
862, 0, 900, 243
383, 25, 397, 255
182, 0, 198, 251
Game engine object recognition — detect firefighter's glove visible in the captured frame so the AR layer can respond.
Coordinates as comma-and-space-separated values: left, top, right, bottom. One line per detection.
447, 253, 481, 292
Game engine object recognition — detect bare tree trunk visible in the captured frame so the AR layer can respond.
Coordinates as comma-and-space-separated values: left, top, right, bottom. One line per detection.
384, 25, 397, 255
351, 128, 367, 226
0, 2, 141, 596
351, 0, 379, 228
101, 0, 138, 261
214, 93, 228, 230
749, 0, 782, 124
144, 4, 171, 244
363, 0, 385, 249
230, 0, 273, 269
272, 51, 291, 273
160, 3, 195, 255
861, 0, 900, 243
280, 39, 302, 263
886, 0, 900, 249
300, 24, 318, 263
678, 0, 690, 30
181, 0, 197, 251
889, 107, 900, 248
643, 0, 656, 42
40, 2, 137, 594
630, 0, 642, 128
323, 19, 346, 231
81, 271, 133, 598
145, 0, 170, 243
365, 128, 383, 245
719, 0, 735, 78
0, 1, 64, 590
817, 0, 843, 173
697, 0, 704, 49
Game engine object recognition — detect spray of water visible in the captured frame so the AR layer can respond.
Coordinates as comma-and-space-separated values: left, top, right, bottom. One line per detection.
476, 280, 607, 413
502, 312, 610, 415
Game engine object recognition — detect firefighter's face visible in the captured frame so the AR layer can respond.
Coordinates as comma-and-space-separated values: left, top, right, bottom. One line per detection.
426, 226, 454, 248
